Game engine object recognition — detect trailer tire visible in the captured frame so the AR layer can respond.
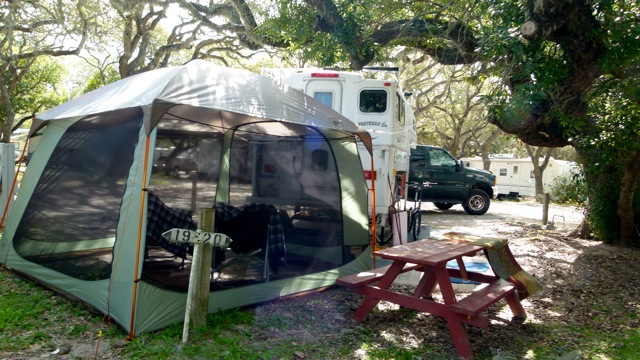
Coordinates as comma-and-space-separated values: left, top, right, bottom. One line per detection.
433, 202, 454, 210
462, 189, 490, 215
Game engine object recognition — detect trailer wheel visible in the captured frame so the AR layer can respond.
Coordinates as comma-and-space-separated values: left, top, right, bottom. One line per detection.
462, 189, 490, 215
433, 202, 454, 210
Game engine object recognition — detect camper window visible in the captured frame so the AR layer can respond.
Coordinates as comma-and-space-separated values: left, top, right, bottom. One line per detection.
396, 93, 405, 126
499, 168, 507, 176
314, 92, 333, 108
359, 89, 387, 113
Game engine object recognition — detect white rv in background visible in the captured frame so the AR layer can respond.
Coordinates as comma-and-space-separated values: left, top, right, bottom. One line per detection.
460, 155, 577, 198
263, 67, 418, 244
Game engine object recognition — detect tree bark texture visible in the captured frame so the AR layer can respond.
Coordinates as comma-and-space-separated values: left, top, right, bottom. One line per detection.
525, 146, 552, 199
617, 152, 640, 247
569, 217, 593, 239
0, 76, 15, 143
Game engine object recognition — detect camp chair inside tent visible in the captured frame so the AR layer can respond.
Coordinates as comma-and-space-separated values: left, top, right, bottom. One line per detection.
212, 202, 288, 282
145, 190, 197, 267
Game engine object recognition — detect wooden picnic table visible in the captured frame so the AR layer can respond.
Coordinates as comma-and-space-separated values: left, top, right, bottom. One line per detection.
336, 238, 528, 360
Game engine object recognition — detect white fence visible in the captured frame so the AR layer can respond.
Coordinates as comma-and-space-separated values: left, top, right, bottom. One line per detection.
1, 143, 17, 221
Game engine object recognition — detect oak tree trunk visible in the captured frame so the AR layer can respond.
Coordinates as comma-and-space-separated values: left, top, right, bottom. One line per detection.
569, 217, 593, 239
617, 152, 640, 246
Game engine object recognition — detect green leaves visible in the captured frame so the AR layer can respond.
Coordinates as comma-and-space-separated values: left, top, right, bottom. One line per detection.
82, 66, 120, 94
1, 56, 67, 122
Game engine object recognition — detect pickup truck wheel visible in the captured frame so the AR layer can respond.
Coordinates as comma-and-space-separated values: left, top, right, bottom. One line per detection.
462, 189, 490, 215
433, 202, 454, 210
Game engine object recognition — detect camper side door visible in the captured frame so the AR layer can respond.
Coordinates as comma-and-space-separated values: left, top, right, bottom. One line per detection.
303, 79, 343, 113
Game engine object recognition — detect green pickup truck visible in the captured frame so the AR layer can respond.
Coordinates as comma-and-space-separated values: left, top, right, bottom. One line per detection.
407, 145, 497, 215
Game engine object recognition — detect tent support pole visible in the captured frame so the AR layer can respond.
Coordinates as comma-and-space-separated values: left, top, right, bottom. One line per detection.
128, 134, 152, 339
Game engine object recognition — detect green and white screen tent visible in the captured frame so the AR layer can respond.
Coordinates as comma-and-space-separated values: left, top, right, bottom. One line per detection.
0, 60, 374, 336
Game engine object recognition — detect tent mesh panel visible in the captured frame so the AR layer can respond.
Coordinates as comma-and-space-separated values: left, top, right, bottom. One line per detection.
13, 109, 142, 280
141, 124, 348, 291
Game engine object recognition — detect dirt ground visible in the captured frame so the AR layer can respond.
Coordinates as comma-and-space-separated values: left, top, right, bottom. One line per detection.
5, 198, 640, 359
244, 199, 640, 358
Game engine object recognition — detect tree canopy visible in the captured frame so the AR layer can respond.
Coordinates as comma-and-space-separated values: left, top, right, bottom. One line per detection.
0, 0, 92, 141
180, 0, 640, 246
2, 0, 639, 246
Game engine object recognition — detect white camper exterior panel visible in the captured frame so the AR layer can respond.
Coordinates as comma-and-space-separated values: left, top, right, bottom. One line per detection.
461, 156, 576, 197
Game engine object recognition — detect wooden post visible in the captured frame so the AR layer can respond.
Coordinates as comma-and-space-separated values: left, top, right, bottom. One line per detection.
182, 239, 203, 343
162, 214, 231, 344
193, 209, 215, 328
181, 208, 215, 343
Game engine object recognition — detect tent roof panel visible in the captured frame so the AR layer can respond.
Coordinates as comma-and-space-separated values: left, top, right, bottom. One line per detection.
34, 60, 372, 152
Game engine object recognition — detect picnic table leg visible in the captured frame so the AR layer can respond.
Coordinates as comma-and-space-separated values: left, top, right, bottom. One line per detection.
435, 266, 475, 359
505, 292, 527, 321
352, 261, 406, 323
448, 319, 474, 360
413, 267, 437, 298
434, 267, 458, 305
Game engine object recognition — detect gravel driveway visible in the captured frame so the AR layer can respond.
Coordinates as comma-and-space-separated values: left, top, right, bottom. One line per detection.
409, 198, 584, 239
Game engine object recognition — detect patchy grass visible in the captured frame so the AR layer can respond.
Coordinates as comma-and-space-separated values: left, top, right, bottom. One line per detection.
0, 268, 106, 354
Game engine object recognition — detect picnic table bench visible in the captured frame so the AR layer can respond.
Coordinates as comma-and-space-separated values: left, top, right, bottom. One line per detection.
337, 237, 538, 360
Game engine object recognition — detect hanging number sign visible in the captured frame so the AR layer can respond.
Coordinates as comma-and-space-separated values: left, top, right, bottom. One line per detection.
162, 228, 232, 248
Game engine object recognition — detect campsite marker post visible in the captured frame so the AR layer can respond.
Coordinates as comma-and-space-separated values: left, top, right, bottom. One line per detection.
162, 209, 231, 343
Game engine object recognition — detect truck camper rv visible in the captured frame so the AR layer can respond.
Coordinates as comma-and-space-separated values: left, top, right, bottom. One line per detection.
263, 67, 418, 245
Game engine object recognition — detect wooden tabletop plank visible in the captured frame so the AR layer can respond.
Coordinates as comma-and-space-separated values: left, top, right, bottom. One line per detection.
374, 239, 483, 266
